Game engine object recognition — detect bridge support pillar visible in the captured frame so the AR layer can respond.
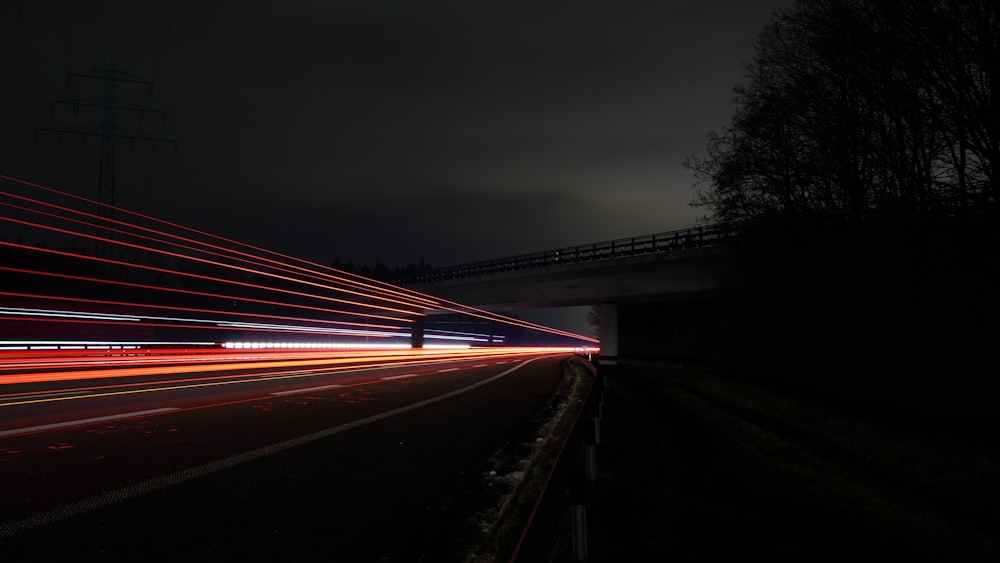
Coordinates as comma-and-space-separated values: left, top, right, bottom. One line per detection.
410, 316, 425, 349
597, 303, 618, 365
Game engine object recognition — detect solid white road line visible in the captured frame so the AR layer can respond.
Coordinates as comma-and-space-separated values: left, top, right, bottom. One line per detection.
0, 408, 180, 438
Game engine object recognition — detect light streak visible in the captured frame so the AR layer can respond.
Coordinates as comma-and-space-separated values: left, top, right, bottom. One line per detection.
0, 204, 434, 312
0, 291, 405, 331
0, 307, 142, 322
0, 237, 423, 318
0, 196, 436, 311
0, 348, 574, 412
2, 174, 594, 340
0, 176, 442, 308
0, 314, 407, 340
0, 172, 600, 350
2, 306, 488, 344
221, 342, 409, 350
0, 266, 411, 323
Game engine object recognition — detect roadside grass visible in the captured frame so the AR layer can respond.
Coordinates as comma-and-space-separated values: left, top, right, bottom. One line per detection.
593, 363, 1000, 562
464, 355, 596, 563
681, 373, 1000, 519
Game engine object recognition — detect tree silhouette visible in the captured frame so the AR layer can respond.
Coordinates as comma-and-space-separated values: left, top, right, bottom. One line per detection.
686, 0, 999, 223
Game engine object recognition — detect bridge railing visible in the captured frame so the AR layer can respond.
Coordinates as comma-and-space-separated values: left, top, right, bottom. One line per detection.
399, 222, 736, 284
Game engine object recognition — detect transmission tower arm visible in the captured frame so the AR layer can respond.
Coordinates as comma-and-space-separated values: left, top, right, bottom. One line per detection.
34, 127, 179, 154
49, 99, 167, 124
66, 67, 155, 95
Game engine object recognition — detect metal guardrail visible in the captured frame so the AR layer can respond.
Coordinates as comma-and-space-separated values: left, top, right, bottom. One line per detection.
509, 355, 603, 562
399, 222, 737, 284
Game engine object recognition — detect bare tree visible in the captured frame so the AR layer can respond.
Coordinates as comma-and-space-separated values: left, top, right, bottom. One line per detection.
687, 0, 998, 223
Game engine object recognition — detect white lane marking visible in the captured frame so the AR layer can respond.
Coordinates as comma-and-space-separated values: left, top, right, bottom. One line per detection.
270, 384, 344, 396
380, 374, 419, 381
0, 357, 546, 539
437, 368, 459, 373
472, 364, 488, 368
0, 408, 179, 438
0, 390, 88, 403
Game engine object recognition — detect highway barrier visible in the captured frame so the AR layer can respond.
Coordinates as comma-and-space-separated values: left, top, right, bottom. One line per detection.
509, 356, 605, 563
398, 223, 737, 284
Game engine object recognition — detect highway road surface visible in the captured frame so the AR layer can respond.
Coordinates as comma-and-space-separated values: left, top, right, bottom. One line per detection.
0, 347, 576, 561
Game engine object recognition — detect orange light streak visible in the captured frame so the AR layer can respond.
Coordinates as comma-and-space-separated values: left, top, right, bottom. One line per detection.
0, 266, 412, 323
0, 235, 423, 318
0, 197, 439, 311
0, 292, 403, 332
0, 314, 405, 341
0, 348, 570, 404
0, 347, 576, 387
0, 173, 598, 344
0, 175, 441, 308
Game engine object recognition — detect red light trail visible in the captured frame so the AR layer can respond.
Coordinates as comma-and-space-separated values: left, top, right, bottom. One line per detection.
0, 291, 405, 331
0, 237, 424, 318
0, 195, 438, 311
0, 347, 575, 387
0, 174, 441, 308
0, 171, 599, 371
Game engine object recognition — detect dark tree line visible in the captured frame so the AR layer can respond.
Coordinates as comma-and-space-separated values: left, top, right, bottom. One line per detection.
330, 257, 434, 282
686, 0, 999, 223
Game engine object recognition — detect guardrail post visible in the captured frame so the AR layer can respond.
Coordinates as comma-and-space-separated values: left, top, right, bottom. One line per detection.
571, 503, 588, 562
569, 469, 589, 562
584, 444, 598, 485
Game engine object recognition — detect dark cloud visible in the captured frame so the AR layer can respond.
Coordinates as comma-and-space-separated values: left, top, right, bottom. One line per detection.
1, 0, 793, 271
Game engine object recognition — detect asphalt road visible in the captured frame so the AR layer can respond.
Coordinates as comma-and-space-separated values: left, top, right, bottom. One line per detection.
0, 351, 572, 561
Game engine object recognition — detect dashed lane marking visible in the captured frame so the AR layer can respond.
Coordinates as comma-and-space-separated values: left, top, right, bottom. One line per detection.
380, 374, 419, 381
270, 384, 344, 396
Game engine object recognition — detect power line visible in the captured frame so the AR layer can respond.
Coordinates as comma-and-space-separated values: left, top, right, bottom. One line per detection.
34, 67, 178, 258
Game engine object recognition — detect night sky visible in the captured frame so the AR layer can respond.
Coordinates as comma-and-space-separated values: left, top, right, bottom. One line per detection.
2, 0, 791, 270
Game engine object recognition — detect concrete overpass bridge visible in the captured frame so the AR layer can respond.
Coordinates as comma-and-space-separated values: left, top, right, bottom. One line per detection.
399, 224, 741, 364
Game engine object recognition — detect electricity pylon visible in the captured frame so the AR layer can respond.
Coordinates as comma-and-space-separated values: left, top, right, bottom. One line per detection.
35, 66, 178, 257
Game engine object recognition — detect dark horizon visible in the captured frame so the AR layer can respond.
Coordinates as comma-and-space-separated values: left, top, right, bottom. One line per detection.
0, 1, 792, 269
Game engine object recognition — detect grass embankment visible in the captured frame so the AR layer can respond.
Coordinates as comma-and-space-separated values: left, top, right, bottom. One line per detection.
465, 355, 596, 562
590, 363, 1000, 562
